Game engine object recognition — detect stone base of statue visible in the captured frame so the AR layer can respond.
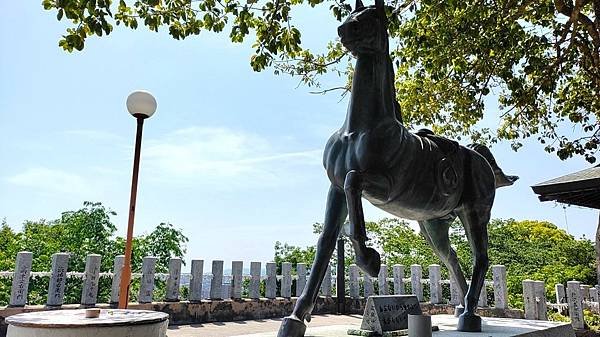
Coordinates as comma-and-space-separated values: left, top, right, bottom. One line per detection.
243, 315, 575, 337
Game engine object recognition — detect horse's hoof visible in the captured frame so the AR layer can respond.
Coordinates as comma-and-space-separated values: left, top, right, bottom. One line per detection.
454, 305, 464, 317
278, 316, 307, 337
357, 247, 381, 277
457, 313, 482, 332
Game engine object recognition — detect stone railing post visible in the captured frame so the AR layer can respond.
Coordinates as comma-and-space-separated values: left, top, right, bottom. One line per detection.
378, 264, 389, 295
349, 265, 360, 299
9, 251, 33, 307
138, 256, 157, 303
364, 272, 374, 297
189, 259, 204, 302
581, 285, 591, 302
392, 264, 404, 295
449, 275, 461, 306
567, 281, 584, 329
265, 262, 277, 299
428, 264, 442, 304
411, 264, 423, 302
534, 281, 547, 320
296, 263, 307, 296
81, 254, 101, 307
492, 265, 508, 309
231, 261, 243, 299
165, 258, 182, 302
523, 280, 536, 320
249, 262, 261, 299
555, 284, 566, 304
281, 262, 292, 298
321, 264, 332, 297
590, 287, 599, 302
478, 283, 488, 308
210, 260, 224, 300
46, 253, 69, 307
110, 255, 124, 305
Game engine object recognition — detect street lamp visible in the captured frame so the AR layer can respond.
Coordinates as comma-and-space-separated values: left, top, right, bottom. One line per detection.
118, 90, 157, 309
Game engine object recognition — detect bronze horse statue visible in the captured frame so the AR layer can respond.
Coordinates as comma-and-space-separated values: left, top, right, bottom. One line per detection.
278, 0, 518, 335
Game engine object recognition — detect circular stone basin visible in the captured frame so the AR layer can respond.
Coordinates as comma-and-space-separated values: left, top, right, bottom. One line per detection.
6, 309, 169, 337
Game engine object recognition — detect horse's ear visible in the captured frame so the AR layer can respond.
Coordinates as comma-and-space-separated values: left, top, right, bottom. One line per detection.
355, 0, 364, 10
374, 0, 384, 9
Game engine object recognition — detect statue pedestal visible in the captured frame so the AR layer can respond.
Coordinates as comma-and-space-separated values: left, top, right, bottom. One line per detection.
237, 315, 575, 337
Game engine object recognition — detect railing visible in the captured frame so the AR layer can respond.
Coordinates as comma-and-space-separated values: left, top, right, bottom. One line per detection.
1, 251, 510, 309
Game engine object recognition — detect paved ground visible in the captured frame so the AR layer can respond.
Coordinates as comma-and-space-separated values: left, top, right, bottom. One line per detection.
167, 314, 363, 337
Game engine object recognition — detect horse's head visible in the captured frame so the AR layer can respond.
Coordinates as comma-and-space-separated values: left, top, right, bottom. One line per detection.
337, 0, 388, 56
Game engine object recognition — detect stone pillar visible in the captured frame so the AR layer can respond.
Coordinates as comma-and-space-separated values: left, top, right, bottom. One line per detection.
523, 280, 536, 320
392, 264, 404, 295
449, 275, 461, 306
411, 264, 423, 302
534, 281, 547, 320
321, 264, 332, 297
363, 272, 374, 297
567, 281, 584, 329
428, 264, 442, 304
281, 262, 292, 298
210, 260, 224, 300
189, 259, 204, 302
81, 254, 101, 307
9, 252, 33, 307
231, 261, 243, 299
555, 284, 566, 304
249, 262, 261, 299
378, 264, 389, 295
110, 255, 124, 305
296, 263, 307, 296
581, 285, 591, 302
46, 253, 69, 307
138, 256, 157, 303
478, 283, 488, 308
590, 287, 599, 302
265, 262, 277, 299
349, 264, 360, 299
492, 265, 508, 309
165, 258, 182, 302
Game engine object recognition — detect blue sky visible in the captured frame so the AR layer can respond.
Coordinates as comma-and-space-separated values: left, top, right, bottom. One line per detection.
1, 1, 598, 272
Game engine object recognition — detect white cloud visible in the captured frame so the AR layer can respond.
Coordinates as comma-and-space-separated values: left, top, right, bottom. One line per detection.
6, 168, 90, 195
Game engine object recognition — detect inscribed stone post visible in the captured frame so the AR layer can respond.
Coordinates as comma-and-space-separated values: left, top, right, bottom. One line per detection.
492, 265, 508, 309
555, 284, 566, 304
9, 252, 32, 307
449, 275, 461, 306
165, 258, 182, 302
81, 254, 101, 307
428, 264, 442, 304
522, 280, 536, 320
296, 263, 307, 297
349, 264, 359, 299
250, 262, 261, 299
567, 281, 584, 329
189, 259, 204, 302
392, 264, 404, 295
46, 253, 69, 307
378, 264, 389, 295
321, 264, 332, 297
231, 261, 243, 299
410, 264, 423, 302
478, 283, 488, 308
210, 260, 224, 300
363, 272, 374, 297
265, 262, 277, 299
534, 281, 547, 320
110, 255, 124, 305
281, 262, 292, 298
138, 256, 157, 303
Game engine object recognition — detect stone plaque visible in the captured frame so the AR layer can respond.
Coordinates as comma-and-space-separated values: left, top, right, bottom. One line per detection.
360, 295, 422, 334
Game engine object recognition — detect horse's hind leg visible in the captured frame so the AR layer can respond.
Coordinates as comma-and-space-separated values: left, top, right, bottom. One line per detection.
419, 216, 468, 307
278, 185, 348, 337
455, 205, 491, 332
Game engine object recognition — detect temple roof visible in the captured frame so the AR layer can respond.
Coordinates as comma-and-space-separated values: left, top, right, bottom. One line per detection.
531, 165, 600, 209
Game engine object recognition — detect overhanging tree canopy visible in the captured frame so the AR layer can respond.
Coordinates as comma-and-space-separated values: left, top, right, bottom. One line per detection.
43, 0, 600, 162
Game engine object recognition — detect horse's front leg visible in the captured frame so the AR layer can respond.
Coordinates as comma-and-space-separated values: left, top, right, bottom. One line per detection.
344, 170, 381, 277
277, 185, 347, 337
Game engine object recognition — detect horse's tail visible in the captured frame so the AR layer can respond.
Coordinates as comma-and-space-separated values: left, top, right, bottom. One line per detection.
467, 144, 519, 188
